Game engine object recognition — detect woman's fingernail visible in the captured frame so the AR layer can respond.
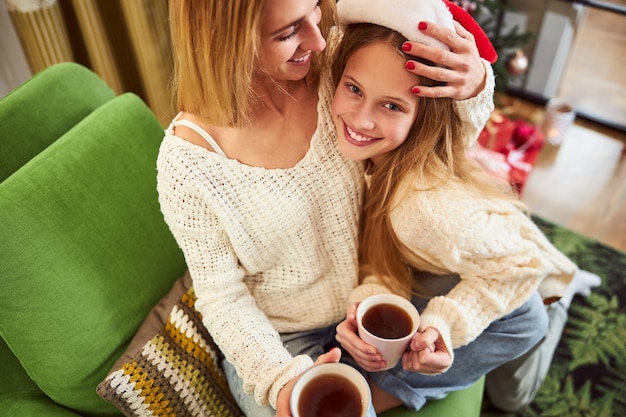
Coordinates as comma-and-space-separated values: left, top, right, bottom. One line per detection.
402, 42, 412, 52
411, 86, 421, 94
418, 21, 428, 31
406, 61, 416, 70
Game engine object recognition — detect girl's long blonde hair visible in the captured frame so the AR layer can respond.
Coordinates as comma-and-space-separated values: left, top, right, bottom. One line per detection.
169, 0, 337, 127
333, 23, 525, 296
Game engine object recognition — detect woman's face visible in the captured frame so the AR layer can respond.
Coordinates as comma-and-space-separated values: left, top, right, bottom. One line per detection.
332, 42, 419, 165
257, 0, 326, 82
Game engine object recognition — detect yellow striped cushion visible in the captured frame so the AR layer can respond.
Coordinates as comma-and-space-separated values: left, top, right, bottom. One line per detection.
97, 272, 244, 417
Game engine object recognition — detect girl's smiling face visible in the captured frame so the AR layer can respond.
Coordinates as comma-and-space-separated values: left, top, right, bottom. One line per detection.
332, 41, 420, 165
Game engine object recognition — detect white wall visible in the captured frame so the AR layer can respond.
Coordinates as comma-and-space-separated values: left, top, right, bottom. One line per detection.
508, 0, 585, 98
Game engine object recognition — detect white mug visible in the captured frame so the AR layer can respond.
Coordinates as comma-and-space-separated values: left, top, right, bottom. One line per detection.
290, 362, 371, 417
356, 293, 420, 370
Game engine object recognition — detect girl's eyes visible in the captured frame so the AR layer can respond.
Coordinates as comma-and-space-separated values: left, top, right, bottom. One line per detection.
345, 82, 404, 112
347, 84, 362, 96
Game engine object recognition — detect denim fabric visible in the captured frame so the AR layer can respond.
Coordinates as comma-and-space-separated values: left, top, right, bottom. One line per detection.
222, 323, 377, 417
369, 292, 549, 411
223, 270, 548, 415
485, 301, 567, 411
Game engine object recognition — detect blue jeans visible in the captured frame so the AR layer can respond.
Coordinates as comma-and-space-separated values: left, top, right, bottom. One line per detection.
223, 270, 547, 415
485, 301, 567, 411
222, 323, 378, 417
369, 291, 549, 411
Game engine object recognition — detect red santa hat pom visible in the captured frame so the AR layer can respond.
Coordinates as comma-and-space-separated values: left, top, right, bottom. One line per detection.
337, 0, 498, 64
443, 0, 498, 63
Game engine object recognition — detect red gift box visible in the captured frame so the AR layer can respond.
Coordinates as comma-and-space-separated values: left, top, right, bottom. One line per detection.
473, 111, 544, 195
477, 112, 517, 154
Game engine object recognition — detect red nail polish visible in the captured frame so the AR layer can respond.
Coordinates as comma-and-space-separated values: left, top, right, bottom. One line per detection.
418, 22, 428, 31
406, 61, 416, 70
402, 42, 412, 52
411, 86, 421, 94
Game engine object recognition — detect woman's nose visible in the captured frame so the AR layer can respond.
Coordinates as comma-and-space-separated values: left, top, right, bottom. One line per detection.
300, 15, 326, 53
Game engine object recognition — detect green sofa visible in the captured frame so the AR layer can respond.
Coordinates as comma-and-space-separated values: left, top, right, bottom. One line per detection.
0, 63, 484, 416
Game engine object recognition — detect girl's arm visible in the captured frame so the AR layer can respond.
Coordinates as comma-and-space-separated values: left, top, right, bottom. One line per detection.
390, 185, 577, 355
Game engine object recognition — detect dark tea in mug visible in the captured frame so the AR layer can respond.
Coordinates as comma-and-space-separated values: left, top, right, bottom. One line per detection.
361, 303, 413, 339
297, 373, 363, 417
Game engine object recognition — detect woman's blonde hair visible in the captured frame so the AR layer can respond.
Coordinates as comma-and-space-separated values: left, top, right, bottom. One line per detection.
333, 24, 525, 296
169, 0, 337, 127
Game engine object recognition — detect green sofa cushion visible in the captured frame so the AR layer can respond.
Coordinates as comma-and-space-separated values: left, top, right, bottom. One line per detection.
0, 93, 185, 416
0, 337, 83, 416
0, 62, 116, 183
382, 377, 485, 416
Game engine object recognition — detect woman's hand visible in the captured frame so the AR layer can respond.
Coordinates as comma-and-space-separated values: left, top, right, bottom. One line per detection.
402, 327, 452, 374
403, 20, 487, 100
335, 303, 387, 372
275, 347, 343, 417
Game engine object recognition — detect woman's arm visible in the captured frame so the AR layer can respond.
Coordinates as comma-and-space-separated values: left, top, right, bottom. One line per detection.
156, 146, 313, 408
404, 21, 496, 147
404, 21, 492, 101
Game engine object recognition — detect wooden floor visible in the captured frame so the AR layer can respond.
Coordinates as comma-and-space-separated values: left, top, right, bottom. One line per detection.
510, 97, 626, 253
504, 2, 626, 254
558, 0, 626, 129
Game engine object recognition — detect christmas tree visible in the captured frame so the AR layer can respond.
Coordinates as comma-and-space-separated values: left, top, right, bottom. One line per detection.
451, 0, 534, 91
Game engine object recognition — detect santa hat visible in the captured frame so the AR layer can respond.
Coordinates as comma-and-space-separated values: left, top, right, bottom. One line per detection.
337, 0, 498, 64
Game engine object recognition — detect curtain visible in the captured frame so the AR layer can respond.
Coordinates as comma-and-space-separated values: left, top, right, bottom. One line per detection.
6, 0, 173, 125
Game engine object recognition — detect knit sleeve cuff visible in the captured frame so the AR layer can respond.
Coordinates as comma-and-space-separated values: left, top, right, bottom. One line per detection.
267, 354, 314, 409
454, 58, 495, 148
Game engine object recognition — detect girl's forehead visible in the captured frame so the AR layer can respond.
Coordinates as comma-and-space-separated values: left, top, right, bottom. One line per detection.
345, 42, 419, 103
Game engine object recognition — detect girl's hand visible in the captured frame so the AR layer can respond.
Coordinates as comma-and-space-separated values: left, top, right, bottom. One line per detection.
275, 347, 342, 417
403, 20, 487, 100
335, 303, 386, 372
402, 327, 452, 374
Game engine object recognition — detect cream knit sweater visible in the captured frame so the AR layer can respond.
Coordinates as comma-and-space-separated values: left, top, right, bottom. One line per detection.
157, 71, 362, 408
157, 64, 495, 406
350, 117, 577, 364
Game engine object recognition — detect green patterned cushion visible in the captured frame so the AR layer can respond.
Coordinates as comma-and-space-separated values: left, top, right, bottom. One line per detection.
97, 272, 244, 417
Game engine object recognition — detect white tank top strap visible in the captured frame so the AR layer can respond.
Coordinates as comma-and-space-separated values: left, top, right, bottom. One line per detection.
173, 118, 227, 157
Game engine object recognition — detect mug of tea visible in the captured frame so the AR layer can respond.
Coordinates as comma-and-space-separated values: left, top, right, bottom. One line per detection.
290, 362, 371, 417
356, 293, 420, 370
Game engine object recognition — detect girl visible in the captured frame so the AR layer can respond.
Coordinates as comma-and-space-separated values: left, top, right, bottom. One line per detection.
332, 0, 600, 413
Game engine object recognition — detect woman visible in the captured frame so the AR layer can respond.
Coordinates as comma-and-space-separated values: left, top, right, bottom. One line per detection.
158, 1, 493, 415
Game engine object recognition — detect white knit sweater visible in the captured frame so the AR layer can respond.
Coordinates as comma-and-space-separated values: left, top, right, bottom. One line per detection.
381, 179, 575, 359
157, 70, 362, 408
350, 133, 577, 363
157, 63, 496, 406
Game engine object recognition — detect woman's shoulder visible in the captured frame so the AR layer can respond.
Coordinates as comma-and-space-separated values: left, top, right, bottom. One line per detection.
157, 131, 227, 183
